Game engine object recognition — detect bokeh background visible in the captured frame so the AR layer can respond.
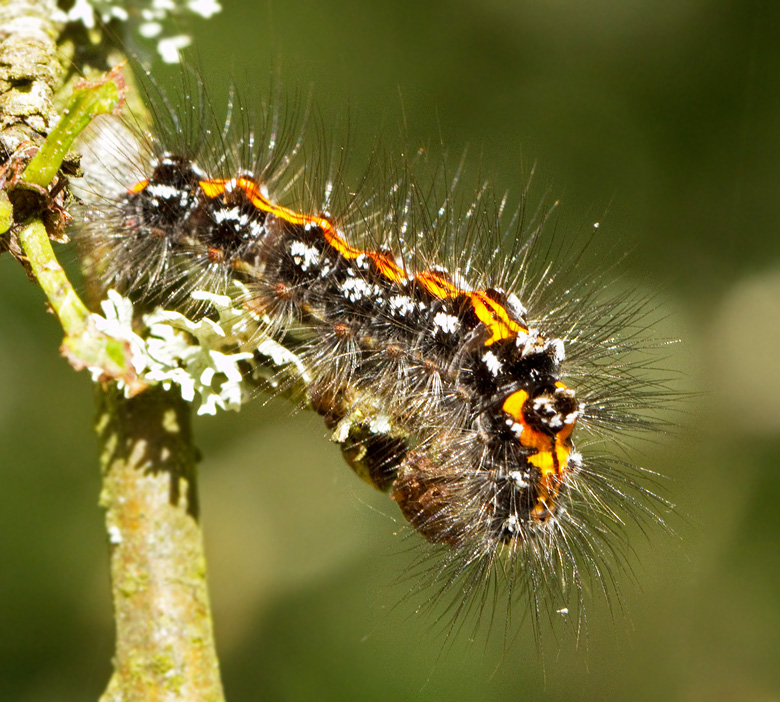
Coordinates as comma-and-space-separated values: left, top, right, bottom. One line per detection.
2, 0, 779, 699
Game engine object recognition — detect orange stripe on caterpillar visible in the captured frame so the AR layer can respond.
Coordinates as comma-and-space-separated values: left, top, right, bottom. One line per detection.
469, 291, 525, 345
127, 178, 149, 194
187, 175, 531, 349
502, 385, 579, 522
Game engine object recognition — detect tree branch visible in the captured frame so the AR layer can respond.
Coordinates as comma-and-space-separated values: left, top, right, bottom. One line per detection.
0, 3, 226, 700
97, 385, 224, 702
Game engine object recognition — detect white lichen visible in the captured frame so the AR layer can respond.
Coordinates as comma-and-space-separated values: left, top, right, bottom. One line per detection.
89, 286, 276, 416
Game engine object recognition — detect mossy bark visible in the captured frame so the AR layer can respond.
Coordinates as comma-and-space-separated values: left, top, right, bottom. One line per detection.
1, 3, 227, 700
97, 386, 224, 702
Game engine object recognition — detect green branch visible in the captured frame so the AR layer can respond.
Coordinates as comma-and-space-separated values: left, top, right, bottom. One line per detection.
22, 65, 125, 187
14, 65, 141, 386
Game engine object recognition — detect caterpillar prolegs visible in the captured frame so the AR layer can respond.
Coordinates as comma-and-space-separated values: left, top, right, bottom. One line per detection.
72, 65, 670, 636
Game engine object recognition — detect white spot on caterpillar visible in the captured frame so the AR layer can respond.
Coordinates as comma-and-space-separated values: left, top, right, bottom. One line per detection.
482, 350, 503, 376
146, 183, 184, 200
504, 513, 520, 534
548, 338, 566, 363
433, 311, 459, 335
563, 403, 585, 426
505, 418, 523, 438
533, 396, 554, 412
248, 220, 266, 239
533, 395, 564, 429
318, 260, 333, 278
340, 277, 373, 302
508, 471, 530, 488
389, 294, 415, 317
517, 328, 552, 358
289, 241, 320, 272
146, 183, 192, 210
505, 292, 527, 320
214, 207, 250, 226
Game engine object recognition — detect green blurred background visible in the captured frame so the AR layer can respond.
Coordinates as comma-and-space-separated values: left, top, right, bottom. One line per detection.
2, 0, 779, 699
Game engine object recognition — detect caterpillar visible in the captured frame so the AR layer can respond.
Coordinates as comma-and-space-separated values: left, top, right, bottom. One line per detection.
71, 63, 671, 638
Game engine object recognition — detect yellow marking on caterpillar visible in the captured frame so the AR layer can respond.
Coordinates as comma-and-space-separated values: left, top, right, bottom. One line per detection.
501, 388, 577, 522
195, 177, 531, 349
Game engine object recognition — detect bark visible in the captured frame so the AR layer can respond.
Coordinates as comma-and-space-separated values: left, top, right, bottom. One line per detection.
0, 3, 226, 699
97, 385, 224, 702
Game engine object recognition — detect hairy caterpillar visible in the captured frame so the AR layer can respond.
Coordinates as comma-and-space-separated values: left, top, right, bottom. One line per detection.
71, 63, 670, 638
